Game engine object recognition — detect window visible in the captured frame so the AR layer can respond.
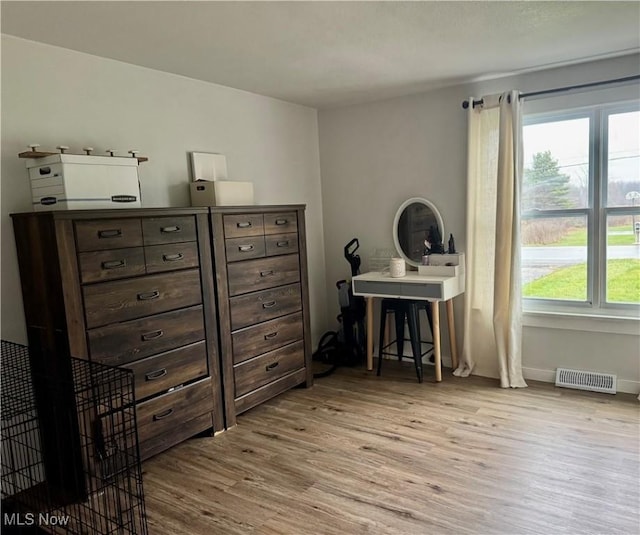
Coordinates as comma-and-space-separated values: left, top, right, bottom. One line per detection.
521, 101, 640, 316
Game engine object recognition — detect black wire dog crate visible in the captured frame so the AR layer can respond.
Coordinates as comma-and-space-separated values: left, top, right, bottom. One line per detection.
1, 340, 148, 534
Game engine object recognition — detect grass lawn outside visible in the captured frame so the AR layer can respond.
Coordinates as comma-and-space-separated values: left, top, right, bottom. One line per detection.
523, 258, 640, 303
555, 225, 637, 246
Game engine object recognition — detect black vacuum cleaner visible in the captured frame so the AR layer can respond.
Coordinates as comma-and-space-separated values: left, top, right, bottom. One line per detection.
312, 238, 367, 378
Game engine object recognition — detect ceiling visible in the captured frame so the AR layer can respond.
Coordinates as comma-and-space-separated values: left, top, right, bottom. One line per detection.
2, 1, 639, 109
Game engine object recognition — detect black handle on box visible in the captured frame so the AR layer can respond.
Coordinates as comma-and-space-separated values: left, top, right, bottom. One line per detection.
265, 362, 279, 371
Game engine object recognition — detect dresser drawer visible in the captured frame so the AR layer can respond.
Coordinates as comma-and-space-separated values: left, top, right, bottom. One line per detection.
88, 305, 205, 366
142, 216, 197, 245
223, 214, 264, 239
75, 219, 143, 252
136, 378, 213, 445
127, 341, 208, 400
227, 254, 300, 297
145, 242, 199, 273
83, 269, 202, 328
264, 212, 297, 235
232, 312, 303, 364
229, 283, 302, 330
265, 233, 299, 257
234, 341, 305, 398
225, 236, 266, 263
78, 247, 146, 283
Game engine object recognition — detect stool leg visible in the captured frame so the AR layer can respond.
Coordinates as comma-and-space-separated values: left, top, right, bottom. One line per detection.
407, 304, 423, 383
422, 304, 435, 363
394, 308, 406, 361
377, 303, 387, 376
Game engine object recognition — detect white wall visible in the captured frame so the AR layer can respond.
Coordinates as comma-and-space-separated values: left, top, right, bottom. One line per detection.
1, 35, 328, 345
318, 54, 640, 392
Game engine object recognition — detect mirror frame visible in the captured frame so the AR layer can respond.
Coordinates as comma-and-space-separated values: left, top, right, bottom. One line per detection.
392, 197, 445, 268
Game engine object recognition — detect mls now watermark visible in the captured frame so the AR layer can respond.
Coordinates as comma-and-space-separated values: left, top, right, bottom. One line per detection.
4, 512, 71, 527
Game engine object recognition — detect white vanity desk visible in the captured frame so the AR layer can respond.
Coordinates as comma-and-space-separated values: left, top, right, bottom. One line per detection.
352, 270, 464, 382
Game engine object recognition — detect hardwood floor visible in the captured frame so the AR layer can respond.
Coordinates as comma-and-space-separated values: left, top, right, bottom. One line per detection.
142, 362, 640, 534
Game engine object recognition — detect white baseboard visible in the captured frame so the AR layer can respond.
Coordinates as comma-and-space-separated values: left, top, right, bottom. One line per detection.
523, 366, 640, 395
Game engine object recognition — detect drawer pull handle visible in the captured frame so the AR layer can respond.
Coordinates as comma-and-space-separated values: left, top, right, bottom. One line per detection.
239, 245, 254, 252
137, 290, 160, 301
264, 332, 278, 340
145, 368, 168, 381
260, 270, 274, 277
101, 259, 126, 269
141, 329, 164, 341
153, 408, 174, 421
162, 253, 184, 262
98, 229, 122, 239
237, 221, 252, 229
160, 225, 181, 233
276, 241, 289, 248
39, 166, 52, 175
265, 362, 280, 371
262, 300, 277, 309
275, 219, 288, 226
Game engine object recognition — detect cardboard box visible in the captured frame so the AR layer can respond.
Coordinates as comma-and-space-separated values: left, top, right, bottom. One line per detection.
190, 180, 254, 206
26, 154, 141, 211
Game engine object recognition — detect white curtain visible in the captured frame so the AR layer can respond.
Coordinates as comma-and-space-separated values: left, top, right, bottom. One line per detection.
454, 91, 527, 388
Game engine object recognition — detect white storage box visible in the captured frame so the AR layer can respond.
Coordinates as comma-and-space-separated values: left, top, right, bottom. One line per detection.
418, 253, 465, 277
26, 154, 141, 211
190, 180, 254, 206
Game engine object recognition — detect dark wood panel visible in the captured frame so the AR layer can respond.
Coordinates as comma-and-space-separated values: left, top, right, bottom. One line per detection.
295, 207, 314, 389
139, 412, 212, 461
225, 236, 266, 263
88, 305, 205, 366
223, 214, 264, 238
264, 211, 298, 235
232, 312, 303, 364
137, 379, 213, 446
75, 218, 143, 252
78, 247, 146, 283
234, 367, 306, 415
142, 216, 197, 245
227, 254, 300, 297
195, 212, 225, 433
210, 211, 237, 429
229, 283, 302, 330
83, 269, 202, 328
127, 341, 208, 401
233, 341, 305, 398
265, 232, 299, 257
145, 242, 199, 274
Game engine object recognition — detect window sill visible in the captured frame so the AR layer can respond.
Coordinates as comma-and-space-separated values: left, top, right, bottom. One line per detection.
523, 310, 640, 335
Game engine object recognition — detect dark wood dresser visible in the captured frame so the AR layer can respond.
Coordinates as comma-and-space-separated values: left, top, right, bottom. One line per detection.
11, 208, 224, 460
210, 206, 313, 427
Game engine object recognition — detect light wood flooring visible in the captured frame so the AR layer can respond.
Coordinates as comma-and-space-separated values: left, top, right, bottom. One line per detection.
142, 362, 640, 535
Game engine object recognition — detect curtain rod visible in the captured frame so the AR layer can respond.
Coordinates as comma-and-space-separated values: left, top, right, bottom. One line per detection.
461, 74, 640, 109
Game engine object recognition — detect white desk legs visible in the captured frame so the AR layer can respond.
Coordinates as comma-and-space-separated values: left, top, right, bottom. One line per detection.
366, 296, 374, 371
446, 299, 458, 370
432, 301, 442, 382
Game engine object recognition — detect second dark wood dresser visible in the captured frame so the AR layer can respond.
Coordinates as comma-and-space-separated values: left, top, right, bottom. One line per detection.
210, 205, 313, 427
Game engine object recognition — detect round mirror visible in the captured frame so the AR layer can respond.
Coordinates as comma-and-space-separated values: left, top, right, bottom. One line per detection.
393, 197, 445, 268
